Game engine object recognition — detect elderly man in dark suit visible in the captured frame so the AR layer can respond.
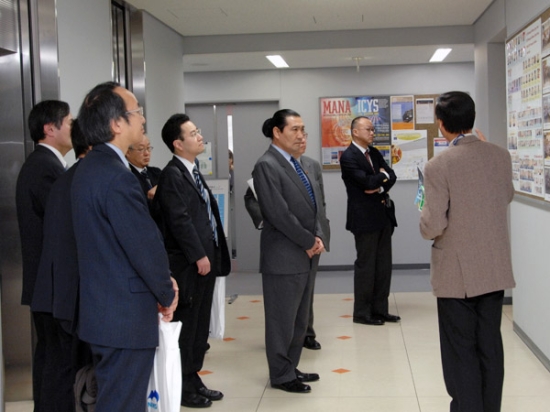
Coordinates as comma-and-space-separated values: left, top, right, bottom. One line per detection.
253, 109, 326, 394
16, 99, 73, 411
420, 91, 516, 412
31, 119, 90, 411
71, 82, 178, 411
126, 133, 161, 209
154, 113, 230, 409
340, 116, 398, 326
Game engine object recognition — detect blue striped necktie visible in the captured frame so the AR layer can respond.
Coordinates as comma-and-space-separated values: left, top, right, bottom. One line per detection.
193, 166, 218, 246
290, 157, 316, 208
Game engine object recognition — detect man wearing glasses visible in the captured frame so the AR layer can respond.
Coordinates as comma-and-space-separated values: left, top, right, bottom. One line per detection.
340, 116, 399, 326
126, 133, 161, 209
154, 114, 230, 408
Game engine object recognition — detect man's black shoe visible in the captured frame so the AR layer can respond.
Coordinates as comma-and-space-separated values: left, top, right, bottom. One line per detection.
181, 393, 212, 408
271, 379, 311, 393
303, 336, 321, 350
353, 316, 384, 326
197, 387, 223, 401
375, 313, 401, 323
295, 369, 320, 382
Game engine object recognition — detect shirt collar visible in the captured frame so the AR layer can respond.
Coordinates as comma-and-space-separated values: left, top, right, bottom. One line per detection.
175, 154, 196, 176
271, 143, 300, 165
351, 140, 369, 154
105, 143, 130, 169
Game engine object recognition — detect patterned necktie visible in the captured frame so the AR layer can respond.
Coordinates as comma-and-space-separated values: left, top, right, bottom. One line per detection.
290, 157, 316, 208
140, 167, 152, 189
193, 166, 218, 246
365, 149, 375, 172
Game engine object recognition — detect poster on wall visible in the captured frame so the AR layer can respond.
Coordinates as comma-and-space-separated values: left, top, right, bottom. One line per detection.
391, 130, 428, 180
506, 18, 546, 198
320, 96, 390, 168
390, 95, 415, 130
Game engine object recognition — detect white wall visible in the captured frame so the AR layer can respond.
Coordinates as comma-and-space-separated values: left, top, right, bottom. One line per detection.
142, 13, 186, 168
56, 0, 113, 164
185, 63, 475, 267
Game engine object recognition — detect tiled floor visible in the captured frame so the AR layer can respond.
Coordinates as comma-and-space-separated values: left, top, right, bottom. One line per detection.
6, 271, 550, 411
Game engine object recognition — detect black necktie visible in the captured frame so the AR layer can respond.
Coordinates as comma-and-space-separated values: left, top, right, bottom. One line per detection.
140, 168, 152, 190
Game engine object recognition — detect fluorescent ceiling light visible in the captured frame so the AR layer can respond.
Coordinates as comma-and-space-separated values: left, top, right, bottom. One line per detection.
429, 48, 452, 62
266, 55, 289, 68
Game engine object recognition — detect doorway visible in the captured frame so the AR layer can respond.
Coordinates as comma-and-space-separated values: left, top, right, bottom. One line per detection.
186, 102, 278, 272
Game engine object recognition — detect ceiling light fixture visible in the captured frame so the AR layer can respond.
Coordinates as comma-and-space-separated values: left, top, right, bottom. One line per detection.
430, 48, 452, 63
353, 57, 363, 72
266, 55, 289, 68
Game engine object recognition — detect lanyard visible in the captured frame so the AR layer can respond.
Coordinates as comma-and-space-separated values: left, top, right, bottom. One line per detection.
452, 134, 465, 146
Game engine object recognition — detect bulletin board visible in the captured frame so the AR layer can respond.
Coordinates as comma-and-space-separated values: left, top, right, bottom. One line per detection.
506, 5, 550, 202
319, 94, 440, 180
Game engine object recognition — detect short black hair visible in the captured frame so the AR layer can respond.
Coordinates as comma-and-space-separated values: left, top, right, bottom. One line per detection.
262, 109, 301, 139
70, 119, 89, 157
77, 81, 129, 146
161, 113, 190, 153
435, 91, 476, 134
28, 100, 70, 143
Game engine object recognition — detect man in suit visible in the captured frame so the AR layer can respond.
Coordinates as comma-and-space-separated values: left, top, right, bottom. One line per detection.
340, 116, 399, 326
71, 82, 178, 411
126, 133, 161, 208
154, 113, 230, 408
31, 119, 91, 411
252, 109, 326, 394
15, 99, 73, 411
245, 144, 330, 351
420, 91, 516, 412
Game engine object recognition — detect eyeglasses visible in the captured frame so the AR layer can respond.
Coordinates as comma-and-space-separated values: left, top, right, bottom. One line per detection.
189, 128, 202, 138
126, 107, 144, 117
129, 146, 153, 153
356, 127, 376, 133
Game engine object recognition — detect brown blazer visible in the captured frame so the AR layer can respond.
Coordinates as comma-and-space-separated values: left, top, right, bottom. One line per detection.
420, 134, 516, 298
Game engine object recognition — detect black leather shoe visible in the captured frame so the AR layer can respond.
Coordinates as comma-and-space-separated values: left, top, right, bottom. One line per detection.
303, 336, 321, 350
271, 379, 311, 393
375, 313, 401, 323
353, 316, 384, 326
296, 369, 320, 382
181, 393, 212, 408
197, 387, 223, 401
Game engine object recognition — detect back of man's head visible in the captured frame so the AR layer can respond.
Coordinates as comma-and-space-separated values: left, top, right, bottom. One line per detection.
435, 91, 475, 134
28, 100, 70, 143
77, 81, 128, 146
71, 119, 89, 158
161, 113, 190, 153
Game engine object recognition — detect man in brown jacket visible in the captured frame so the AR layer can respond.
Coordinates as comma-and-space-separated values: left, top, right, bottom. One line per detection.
420, 91, 515, 412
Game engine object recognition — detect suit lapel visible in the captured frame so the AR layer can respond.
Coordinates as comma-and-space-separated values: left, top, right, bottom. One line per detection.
350, 143, 374, 174
171, 156, 202, 198
268, 146, 315, 210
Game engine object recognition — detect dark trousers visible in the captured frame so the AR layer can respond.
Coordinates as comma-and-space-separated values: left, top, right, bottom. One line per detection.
175, 270, 217, 395
437, 290, 505, 412
262, 269, 314, 384
352, 222, 393, 318
305, 255, 320, 339
90, 344, 155, 412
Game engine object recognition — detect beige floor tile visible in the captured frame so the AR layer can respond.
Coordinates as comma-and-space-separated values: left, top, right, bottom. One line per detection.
258, 396, 421, 412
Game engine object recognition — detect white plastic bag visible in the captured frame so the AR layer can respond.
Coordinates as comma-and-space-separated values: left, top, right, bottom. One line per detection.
146, 316, 182, 412
209, 277, 226, 339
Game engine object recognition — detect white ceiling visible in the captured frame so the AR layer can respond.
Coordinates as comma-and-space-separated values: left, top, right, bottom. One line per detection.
124, 0, 493, 72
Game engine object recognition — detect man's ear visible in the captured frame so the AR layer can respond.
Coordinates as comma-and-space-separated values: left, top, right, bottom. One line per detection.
42, 123, 55, 138
110, 118, 123, 136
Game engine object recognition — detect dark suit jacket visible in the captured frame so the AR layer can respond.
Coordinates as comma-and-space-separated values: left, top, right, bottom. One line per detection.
32, 162, 80, 329
252, 146, 326, 275
340, 143, 397, 235
153, 157, 230, 305
16, 145, 65, 305
129, 164, 161, 195
71, 144, 175, 349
